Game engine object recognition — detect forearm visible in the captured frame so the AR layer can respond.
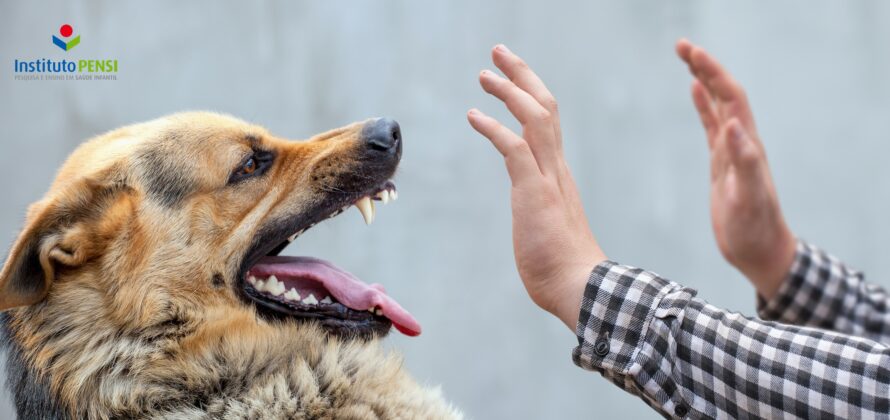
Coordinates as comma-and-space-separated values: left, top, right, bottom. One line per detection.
758, 240, 890, 344
575, 260, 890, 419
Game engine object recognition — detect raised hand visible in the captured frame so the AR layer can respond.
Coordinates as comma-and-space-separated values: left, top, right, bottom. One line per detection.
676, 39, 796, 299
467, 45, 606, 330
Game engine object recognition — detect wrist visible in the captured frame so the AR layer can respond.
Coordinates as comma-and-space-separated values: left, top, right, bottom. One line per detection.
547, 252, 607, 332
744, 228, 797, 301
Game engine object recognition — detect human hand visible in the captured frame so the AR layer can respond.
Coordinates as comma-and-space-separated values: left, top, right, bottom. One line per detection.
467, 45, 606, 330
676, 39, 796, 300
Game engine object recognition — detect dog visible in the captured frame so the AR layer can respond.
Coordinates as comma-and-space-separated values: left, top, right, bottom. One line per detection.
0, 112, 462, 419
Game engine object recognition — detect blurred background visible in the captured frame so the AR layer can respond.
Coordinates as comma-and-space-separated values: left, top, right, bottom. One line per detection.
2, 1, 890, 418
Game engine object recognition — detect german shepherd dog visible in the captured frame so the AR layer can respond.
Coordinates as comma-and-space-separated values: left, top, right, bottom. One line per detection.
0, 113, 462, 419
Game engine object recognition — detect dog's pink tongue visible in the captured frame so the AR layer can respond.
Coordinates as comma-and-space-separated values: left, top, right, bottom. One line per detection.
251, 256, 421, 336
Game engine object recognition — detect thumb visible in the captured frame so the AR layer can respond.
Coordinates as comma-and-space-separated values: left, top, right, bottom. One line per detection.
725, 119, 760, 174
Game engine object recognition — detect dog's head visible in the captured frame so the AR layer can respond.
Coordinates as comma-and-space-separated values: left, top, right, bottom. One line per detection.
0, 112, 419, 340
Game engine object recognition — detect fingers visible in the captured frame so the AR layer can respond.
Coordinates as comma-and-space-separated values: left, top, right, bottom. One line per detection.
491, 44, 560, 116
467, 109, 543, 185
688, 47, 756, 128
711, 120, 732, 182
691, 80, 719, 148
675, 38, 699, 77
676, 39, 757, 131
676, 38, 709, 83
479, 70, 551, 128
479, 69, 561, 174
675, 38, 693, 63
688, 47, 740, 102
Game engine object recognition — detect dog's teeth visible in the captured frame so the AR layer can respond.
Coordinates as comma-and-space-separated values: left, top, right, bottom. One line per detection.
302, 294, 318, 305
248, 275, 257, 285
255, 279, 267, 291
390, 189, 398, 201
377, 189, 390, 204
289, 228, 307, 242
374, 308, 383, 316
320, 296, 333, 304
355, 196, 375, 225
266, 275, 285, 296
284, 288, 301, 301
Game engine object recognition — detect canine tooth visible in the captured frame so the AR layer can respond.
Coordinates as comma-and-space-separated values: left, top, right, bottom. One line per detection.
284, 288, 301, 301
355, 196, 375, 225
320, 296, 333, 304
390, 189, 398, 201
374, 308, 383, 316
255, 279, 267, 291
248, 275, 257, 285
302, 294, 318, 305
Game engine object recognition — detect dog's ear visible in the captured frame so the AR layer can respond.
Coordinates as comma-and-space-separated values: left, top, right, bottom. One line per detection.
0, 177, 131, 311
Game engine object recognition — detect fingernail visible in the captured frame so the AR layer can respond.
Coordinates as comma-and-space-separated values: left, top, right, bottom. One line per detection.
495, 44, 510, 53
468, 109, 480, 117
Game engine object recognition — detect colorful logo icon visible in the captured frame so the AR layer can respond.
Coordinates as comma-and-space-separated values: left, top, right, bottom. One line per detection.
52, 24, 80, 51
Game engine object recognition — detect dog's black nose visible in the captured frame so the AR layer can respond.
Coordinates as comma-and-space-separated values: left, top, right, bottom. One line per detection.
362, 118, 401, 153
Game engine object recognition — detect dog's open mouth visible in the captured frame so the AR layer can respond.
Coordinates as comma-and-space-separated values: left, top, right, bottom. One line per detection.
240, 182, 421, 339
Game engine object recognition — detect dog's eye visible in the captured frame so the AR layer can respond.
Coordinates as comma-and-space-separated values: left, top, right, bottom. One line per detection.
240, 158, 257, 175
229, 152, 273, 184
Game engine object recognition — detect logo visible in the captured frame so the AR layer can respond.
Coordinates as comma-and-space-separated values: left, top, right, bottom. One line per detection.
52, 24, 80, 51
13, 23, 119, 81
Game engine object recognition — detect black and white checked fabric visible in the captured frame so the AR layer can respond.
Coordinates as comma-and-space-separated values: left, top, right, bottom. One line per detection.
573, 241, 890, 419
758, 241, 890, 344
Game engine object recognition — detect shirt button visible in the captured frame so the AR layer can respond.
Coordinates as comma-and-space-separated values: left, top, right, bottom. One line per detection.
593, 336, 610, 357
674, 404, 688, 417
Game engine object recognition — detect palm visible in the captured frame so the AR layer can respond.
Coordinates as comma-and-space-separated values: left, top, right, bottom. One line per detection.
710, 162, 774, 267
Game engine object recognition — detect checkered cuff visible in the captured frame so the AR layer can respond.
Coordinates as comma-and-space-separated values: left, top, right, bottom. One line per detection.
756, 240, 890, 343
758, 240, 861, 328
571, 253, 890, 418
572, 260, 694, 374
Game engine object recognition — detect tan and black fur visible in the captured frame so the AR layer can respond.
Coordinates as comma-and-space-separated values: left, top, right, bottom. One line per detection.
0, 112, 461, 419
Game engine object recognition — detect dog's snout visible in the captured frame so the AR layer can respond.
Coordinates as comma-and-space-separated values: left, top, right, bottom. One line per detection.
362, 118, 401, 153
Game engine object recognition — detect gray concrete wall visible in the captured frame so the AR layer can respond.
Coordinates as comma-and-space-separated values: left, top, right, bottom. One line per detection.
1, 1, 889, 418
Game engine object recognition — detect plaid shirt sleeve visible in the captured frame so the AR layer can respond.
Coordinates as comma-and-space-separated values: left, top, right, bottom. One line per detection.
573, 260, 890, 419
757, 240, 890, 344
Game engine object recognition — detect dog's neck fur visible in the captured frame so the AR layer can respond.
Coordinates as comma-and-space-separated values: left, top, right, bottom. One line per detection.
0, 289, 461, 419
